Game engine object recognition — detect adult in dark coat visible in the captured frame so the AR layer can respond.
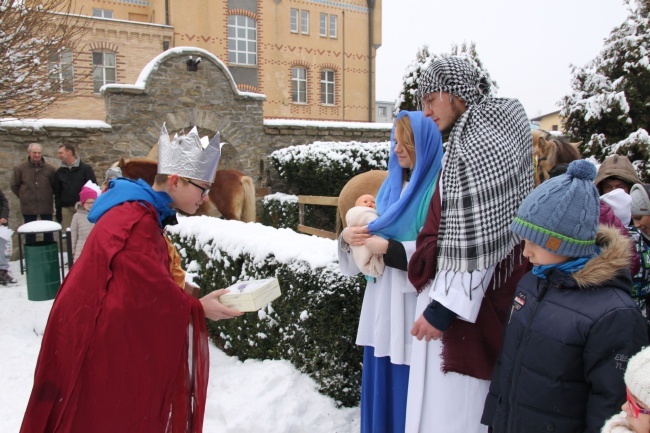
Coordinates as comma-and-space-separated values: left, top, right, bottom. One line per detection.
10, 143, 56, 243
53, 144, 96, 231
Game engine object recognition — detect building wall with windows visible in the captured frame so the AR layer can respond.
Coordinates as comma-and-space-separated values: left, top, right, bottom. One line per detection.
44, 15, 173, 120
43, 0, 381, 122
530, 110, 564, 133
375, 100, 393, 123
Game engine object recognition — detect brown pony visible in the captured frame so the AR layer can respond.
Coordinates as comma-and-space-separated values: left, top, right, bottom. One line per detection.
116, 157, 256, 222
532, 130, 582, 186
337, 170, 388, 234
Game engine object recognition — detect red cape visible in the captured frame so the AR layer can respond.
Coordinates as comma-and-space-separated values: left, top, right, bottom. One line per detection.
20, 201, 208, 433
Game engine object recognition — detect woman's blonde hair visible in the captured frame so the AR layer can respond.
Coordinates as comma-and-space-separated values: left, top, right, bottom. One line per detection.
395, 115, 416, 168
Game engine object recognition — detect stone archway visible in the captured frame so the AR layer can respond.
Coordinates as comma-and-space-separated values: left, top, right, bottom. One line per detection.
102, 47, 266, 177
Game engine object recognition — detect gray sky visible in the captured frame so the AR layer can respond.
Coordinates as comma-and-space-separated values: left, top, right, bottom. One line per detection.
375, 0, 630, 118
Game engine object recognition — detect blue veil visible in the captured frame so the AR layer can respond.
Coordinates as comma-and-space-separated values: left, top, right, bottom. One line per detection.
367, 111, 443, 241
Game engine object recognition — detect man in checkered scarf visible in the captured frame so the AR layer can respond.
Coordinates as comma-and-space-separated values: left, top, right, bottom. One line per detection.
405, 56, 533, 433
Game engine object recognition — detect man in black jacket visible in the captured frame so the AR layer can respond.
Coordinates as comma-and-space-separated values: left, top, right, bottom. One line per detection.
54, 144, 96, 231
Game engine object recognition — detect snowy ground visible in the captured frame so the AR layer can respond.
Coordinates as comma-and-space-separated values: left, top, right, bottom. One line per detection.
0, 260, 360, 433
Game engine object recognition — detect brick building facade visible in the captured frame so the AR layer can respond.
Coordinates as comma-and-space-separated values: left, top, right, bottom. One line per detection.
43, 0, 382, 122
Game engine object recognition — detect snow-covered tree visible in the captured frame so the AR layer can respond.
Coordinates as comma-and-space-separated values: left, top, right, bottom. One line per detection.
561, 0, 650, 180
394, 41, 497, 115
0, 0, 89, 118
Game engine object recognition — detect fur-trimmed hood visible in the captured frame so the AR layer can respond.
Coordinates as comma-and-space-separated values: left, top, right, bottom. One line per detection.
571, 225, 632, 288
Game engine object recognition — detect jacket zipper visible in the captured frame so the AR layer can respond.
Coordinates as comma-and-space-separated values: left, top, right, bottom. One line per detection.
506, 275, 551, 432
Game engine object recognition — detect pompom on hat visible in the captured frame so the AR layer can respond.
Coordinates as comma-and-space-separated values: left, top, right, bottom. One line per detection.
79, 180, 101, 205
511, 160, 600, 257
625, 346, 650, 407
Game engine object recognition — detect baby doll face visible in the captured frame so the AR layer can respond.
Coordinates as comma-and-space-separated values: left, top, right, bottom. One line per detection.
522, 239, 571, 267
355, 194, 376, 209
83, 199, 95, 211
623, 389, 650, 433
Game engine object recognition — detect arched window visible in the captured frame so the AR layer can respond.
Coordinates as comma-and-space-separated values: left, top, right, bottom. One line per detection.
291, 67, 307, 103
228, 15, 257, 66
321, 69, 335, 105
92, 51, 116, 93
48, 50, 74, 93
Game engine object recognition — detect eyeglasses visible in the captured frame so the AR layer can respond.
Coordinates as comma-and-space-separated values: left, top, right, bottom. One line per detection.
179, 176, 210, 198
627, 388, 650, 418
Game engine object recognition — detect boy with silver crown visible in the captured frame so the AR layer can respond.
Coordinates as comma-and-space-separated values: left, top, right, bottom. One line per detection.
20, 124, 242, 433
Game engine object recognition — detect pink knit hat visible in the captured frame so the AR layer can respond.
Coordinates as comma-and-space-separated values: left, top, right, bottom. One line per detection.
79, 186, 98, 205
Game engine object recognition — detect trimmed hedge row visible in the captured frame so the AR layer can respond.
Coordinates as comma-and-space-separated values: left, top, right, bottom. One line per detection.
168, 217, 365, 407
269, 141, 389, 196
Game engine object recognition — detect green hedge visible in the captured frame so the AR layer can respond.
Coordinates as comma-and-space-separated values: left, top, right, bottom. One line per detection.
260, 193, 299, 229
168, 216, 365, 407
269, 141, 389, 196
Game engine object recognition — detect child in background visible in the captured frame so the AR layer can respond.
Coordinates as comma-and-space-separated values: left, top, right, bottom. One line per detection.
482, 160, 648, 433
629, 184, 650, 318
345, 194, 383, 277
0, 188, 17, 284
70, 182, 100, 262
602, 345, 650, 433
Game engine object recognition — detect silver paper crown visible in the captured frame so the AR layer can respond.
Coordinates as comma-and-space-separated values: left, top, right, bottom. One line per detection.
157, 123, 222, 183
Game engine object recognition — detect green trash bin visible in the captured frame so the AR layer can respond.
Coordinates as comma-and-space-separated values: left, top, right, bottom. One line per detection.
24, 241, 61, 301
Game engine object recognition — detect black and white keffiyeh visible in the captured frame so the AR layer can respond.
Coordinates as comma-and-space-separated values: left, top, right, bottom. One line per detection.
418, 56, 533, 273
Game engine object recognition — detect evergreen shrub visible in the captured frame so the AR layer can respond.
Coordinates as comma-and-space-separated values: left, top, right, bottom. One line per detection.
269, 141, 389, 196
168, 218, 365, 407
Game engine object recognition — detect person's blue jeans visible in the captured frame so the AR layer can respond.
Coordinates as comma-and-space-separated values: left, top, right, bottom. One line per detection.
22, 214, 54, 244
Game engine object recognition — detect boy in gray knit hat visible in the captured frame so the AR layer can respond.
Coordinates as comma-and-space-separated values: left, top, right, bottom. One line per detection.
482, 160, 647, 433
629, 184, 650, 317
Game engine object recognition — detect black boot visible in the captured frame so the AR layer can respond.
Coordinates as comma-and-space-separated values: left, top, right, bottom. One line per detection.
0, 269, 17, 284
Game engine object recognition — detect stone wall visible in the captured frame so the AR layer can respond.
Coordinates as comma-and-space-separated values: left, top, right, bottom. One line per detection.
0, 48, 390, 254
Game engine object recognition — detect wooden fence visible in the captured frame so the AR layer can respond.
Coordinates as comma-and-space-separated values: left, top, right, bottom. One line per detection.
297, 195, 340, 240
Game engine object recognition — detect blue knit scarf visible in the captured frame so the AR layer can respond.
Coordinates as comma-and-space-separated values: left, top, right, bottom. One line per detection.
532, 250, 599, 279
368, 111, 443, 242
88, 178, 176, 228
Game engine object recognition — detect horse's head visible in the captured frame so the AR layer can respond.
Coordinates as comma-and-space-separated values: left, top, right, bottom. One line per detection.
118, 157, 158, 186
532, 130, 582, 186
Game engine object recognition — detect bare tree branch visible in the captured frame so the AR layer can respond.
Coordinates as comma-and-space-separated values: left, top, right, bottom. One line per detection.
0, 0, 90, 118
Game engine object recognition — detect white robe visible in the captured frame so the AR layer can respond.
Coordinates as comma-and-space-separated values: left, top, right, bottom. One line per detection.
338, 239, 417, 366
405, 172, 495, 433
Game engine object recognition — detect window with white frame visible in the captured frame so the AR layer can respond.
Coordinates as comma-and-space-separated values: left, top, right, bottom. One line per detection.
318, 14, 338, 38
300, 10, 309, 34
228, 15, 257, 65
291, 67, 307, 103
379, 106, 387, 117
329, 15, 338, 38
290, 9, 299, 33
92, 8, 113, 18
92, 51, 116, 93
319, 13, 327, 37
48, 50, 74, 93
321, 70, 335, 105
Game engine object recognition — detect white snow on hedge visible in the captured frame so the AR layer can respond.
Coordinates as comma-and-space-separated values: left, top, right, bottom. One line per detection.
270, 141, 390, 172
264, 118, 392, 130
167, 216, 337, 270
263, 192, 298, 205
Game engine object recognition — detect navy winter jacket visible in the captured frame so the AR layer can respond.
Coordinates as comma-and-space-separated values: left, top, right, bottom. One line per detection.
482, 226, 648, 433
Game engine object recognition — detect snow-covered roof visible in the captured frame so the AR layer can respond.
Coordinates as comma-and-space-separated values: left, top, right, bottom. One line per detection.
264, 118, 392, 130
0, 118, 111, 130
101, 47, 266, 101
